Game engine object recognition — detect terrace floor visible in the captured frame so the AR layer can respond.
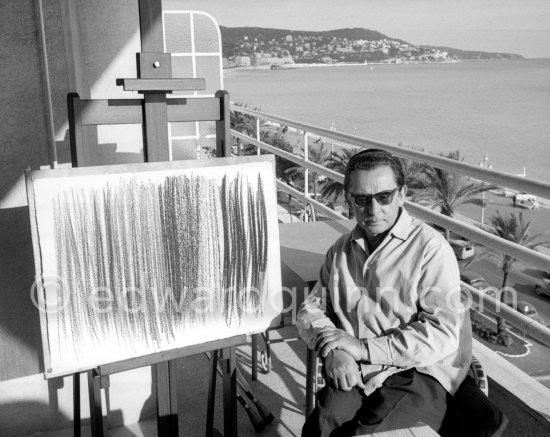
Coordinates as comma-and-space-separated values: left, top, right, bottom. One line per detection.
20, 325, 309, 437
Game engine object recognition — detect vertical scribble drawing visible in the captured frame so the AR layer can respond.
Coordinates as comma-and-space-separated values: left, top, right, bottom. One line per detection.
28, 158, 282, 377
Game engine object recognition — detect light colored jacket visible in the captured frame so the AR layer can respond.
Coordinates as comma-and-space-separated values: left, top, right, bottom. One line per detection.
297, 209, 472, 395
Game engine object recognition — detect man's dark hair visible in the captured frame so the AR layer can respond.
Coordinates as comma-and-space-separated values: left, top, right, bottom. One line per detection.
344, 149, 405, 192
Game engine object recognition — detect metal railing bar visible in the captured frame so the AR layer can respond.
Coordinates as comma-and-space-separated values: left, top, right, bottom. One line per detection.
233, 128, 550, 272
462, 282, 550, 347
232, 131, 344, 183
275, 180, 345, 221
231, 106, 550, 199
406, 201, 550, 272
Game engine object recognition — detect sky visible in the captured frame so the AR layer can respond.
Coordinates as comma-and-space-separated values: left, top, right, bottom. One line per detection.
165, 0, 550, 58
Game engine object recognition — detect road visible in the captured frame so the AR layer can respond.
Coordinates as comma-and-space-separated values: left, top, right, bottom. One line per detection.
454, 192, 550, 388
458, 190, 550, 248
465, 258, 550, 325
465, 258, 550, 389
455, 191, 550, 323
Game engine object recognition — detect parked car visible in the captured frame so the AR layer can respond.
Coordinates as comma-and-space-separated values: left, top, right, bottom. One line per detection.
534, 271, 550, 298
450, 239, 474, 260
513, 193, 540, 210
506, 300, 543, 325
460, 271, 496, 298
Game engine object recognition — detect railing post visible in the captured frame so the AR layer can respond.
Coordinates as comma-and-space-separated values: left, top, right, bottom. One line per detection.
256, 117, 261, 156
303, 131, 309, 198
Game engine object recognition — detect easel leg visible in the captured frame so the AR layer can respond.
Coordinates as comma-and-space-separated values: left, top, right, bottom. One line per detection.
154, 362, 178, 436
88, 370, 105, 437
74, 373, 81, 437
206, 350, 218, 437
251, 335, 258, 381
220, 346, 237, 437
305, 348, 316, 418
264, 331, 272, 372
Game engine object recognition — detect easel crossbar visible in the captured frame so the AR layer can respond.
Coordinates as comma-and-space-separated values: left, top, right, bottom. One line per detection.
97, 335, 247, 377
76, 97, 224, 125
120, 78, 206, 92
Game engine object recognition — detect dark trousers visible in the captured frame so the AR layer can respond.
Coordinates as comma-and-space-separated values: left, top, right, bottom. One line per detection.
302, 369, 450, 437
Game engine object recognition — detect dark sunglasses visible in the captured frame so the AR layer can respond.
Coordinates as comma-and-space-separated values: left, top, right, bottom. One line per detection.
346, 186, 401, 207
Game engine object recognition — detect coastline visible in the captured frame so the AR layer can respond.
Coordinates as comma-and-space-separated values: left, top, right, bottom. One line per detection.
222, 58, 535, 74
224, 59, 463, 73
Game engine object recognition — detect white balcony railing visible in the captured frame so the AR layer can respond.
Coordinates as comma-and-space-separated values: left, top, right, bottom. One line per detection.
230, 104, 550, 348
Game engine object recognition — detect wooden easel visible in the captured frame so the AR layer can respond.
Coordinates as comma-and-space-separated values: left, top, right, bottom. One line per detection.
66, 1, 241, 435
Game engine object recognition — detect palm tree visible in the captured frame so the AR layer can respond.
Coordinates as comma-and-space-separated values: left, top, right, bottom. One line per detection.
230, 102, 257, 136
397, 145, 426, 195
259, 129, 296, 182
319, 147, 361, 204
285, 142, 330, 201
475, 211, 550, 333
411, 150, 494, 240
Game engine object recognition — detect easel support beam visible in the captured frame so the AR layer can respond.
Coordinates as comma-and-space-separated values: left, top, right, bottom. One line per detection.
221, 347, 238, 437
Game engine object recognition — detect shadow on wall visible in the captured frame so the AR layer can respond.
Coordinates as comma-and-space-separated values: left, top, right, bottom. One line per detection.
0, 206, 42, 381
0, 0, 144, 206
76, 125, 144, 167
0, 0, 52, 207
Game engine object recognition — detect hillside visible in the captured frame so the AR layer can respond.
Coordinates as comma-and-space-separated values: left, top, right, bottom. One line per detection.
420, 45, 523, 60
220, 26, 396, 45
219, 26, 523, 63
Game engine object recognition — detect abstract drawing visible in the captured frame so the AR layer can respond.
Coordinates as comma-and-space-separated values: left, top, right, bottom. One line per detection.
27, 156, 282, 377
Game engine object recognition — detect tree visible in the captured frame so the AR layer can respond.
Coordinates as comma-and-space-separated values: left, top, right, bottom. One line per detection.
320, 147, 361, 204
285, 142, 330, 201
230, 102, 258, 137
411, 150, 494, 240
474, 211, 550, 333
237, 128, 295, 183
396, 145, 427, 196
260, 130, 296, 182
230, 102, 269, 155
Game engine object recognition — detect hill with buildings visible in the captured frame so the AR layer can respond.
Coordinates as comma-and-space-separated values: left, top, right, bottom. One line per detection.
220, 26, 524, 68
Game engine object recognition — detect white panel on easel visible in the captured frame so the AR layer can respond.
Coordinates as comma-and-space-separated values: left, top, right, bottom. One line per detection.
163, 10, 224, 160
26, 156, 282, 378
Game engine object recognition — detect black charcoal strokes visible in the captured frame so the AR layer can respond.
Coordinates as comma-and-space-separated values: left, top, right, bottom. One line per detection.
52, 172, 269, 353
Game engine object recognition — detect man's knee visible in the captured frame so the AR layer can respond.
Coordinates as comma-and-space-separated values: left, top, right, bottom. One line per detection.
303, 385, 364, 437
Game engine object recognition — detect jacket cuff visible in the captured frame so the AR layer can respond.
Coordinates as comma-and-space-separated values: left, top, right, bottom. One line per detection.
366, 337, 392, 365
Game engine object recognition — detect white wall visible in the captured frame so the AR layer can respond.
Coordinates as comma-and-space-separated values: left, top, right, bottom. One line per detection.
0, 1, 150, 435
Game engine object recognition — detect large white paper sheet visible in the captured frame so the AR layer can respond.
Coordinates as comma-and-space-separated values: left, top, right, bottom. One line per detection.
27, 157, 282, 377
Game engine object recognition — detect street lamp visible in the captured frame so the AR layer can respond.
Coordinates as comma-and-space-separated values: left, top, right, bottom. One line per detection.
479, 153, 492, 229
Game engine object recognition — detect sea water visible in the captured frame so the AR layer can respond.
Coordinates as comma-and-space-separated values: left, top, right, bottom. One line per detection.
225, 59, 550, 183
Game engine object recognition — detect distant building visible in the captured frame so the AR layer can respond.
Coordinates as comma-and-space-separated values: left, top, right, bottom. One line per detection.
286, 35, 293, 42
234, 56, 251, 67
336, 46, 353, 53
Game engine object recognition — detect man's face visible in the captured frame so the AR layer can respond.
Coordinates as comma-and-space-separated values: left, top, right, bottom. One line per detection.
346, 166, 406, 239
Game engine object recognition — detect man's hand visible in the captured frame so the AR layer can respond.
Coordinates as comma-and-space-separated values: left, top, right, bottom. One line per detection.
315, 328, 369, 362
324, 349, 366, 391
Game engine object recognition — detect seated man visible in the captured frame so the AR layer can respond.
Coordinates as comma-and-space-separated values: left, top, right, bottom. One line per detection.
297, 149, 472, 436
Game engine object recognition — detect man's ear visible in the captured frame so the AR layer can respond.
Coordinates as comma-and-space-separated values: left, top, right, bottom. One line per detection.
399, 185, 408, 203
